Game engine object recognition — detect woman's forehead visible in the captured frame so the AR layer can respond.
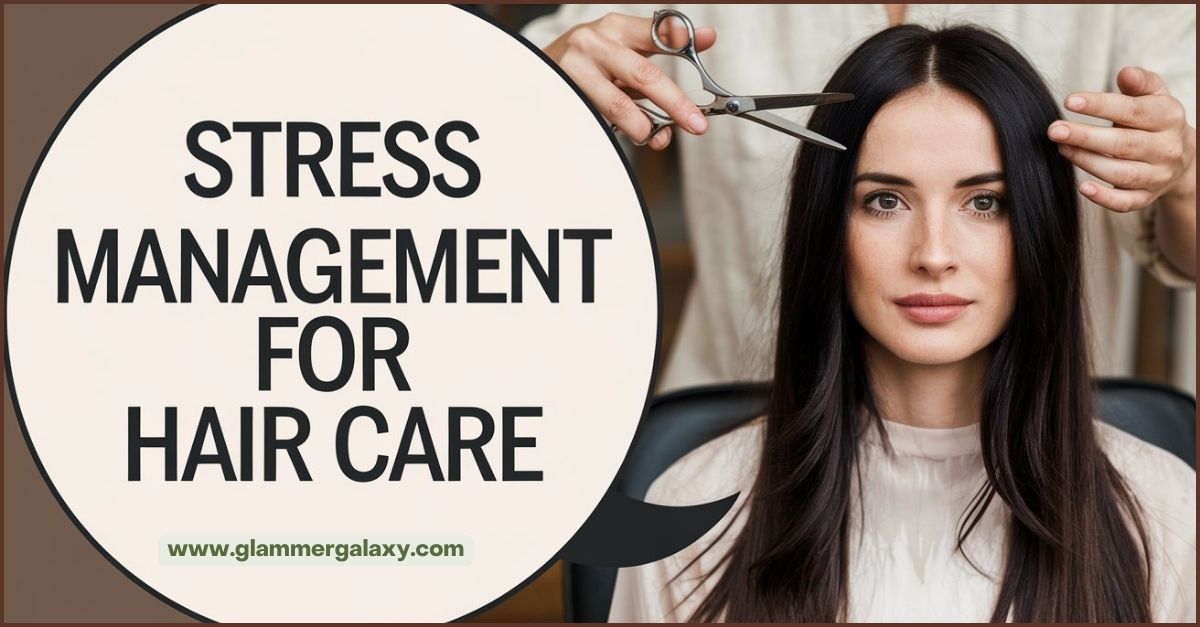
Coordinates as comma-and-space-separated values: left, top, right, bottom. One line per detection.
855, 85, 1005, 184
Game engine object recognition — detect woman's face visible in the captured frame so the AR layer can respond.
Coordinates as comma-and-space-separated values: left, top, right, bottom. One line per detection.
846, 85, 1016, 367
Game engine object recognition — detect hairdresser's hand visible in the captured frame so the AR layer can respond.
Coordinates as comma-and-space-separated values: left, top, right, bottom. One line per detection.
543, 13, 716, 150
1049, 66, 1196, 214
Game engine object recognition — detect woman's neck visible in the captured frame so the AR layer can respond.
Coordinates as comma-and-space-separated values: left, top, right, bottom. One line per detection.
863, 336, 990, 429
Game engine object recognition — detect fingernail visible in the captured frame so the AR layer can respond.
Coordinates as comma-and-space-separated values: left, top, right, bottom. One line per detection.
1049, 123, 1070, 140
650, 132, 667, 149
1066, 95, 1085, 111
689, 113, 708, 133
1080, 182, 1097, 196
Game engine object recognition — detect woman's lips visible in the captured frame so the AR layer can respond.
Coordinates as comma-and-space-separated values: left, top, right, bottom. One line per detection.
894, 293, 973, 323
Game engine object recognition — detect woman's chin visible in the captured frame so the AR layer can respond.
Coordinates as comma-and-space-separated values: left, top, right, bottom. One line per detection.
874, 334, 991, 367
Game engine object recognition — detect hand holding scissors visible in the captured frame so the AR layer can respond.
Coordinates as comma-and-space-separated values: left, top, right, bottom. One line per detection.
614, 10, 853, 150
544, 11, 850, 151
543, 11, 713, 150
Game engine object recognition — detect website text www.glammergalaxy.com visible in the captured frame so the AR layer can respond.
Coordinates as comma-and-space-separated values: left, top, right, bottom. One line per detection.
159, 536, 472, 566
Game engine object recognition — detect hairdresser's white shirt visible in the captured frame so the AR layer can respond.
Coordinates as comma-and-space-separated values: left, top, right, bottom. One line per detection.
522, 4, 1198, 391
606, 418, 1196, 622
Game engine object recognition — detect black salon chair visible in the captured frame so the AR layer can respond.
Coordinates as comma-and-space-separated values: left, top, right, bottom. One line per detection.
563, 378, 1196, 622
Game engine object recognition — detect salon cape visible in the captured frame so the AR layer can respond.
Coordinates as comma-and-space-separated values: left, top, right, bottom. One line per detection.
604, 418, 1197, 622
523, 4, 1198, 392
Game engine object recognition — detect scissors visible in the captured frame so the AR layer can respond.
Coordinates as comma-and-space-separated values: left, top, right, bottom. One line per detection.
615, 9, 853, 151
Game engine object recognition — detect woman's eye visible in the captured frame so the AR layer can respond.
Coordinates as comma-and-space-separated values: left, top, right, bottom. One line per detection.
864, 192, 904, 214
967, 193, 1006, 217
972, 195, 995, 211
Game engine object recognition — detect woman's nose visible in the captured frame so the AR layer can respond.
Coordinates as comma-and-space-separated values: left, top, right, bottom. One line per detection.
909, 208, 956, 277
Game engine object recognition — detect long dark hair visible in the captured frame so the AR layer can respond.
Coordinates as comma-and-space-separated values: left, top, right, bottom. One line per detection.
685, 25, 1151, 622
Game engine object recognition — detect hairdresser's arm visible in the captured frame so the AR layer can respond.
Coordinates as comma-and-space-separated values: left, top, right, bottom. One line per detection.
1047, 67, 1196, 280
538, 12, 715, 150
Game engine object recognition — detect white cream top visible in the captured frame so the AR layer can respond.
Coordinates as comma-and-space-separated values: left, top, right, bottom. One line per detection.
607, 419, 1196, 622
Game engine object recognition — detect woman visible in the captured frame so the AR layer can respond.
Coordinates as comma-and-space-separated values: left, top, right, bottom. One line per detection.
608, 25, 1195, 622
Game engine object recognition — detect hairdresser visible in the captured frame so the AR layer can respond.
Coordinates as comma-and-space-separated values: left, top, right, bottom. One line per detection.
522, 5, 1196, 392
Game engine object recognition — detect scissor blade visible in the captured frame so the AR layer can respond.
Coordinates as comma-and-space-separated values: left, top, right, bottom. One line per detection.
740, 111, 847, 151
743, 92, 855, 111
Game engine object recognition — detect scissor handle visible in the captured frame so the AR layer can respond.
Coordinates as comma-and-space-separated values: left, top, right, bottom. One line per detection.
608, 9, 739, 145
648, 10, 732, 97
650, 9, 696, 54
609, 105, 673, 147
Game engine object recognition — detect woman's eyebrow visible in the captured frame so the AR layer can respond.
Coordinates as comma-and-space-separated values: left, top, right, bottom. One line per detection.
851, 171, 1006, 187
954, 171, 1005, 187
852, 172, 913, 186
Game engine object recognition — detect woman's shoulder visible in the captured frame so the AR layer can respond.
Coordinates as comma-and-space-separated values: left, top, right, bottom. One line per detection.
643, 417, 765, 507
1095, 420, 1195, 512
1095, 421, 1196, 622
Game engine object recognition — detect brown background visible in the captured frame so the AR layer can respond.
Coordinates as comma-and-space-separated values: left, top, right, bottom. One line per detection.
6, 6, 206, 621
